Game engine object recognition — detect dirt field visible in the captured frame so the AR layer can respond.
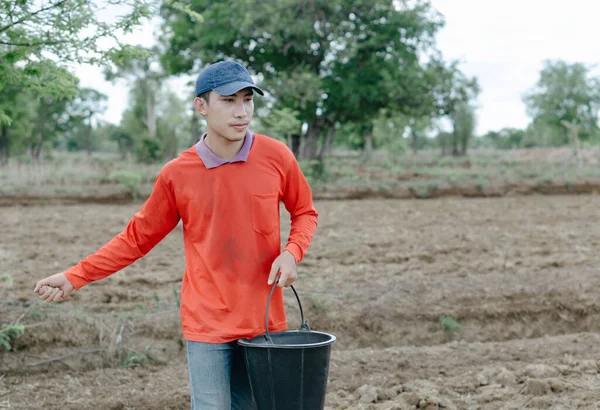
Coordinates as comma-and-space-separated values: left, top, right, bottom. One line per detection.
3, 194, 600, 409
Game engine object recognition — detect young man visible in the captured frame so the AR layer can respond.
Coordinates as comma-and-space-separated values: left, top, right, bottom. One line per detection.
33, 60, 319, 409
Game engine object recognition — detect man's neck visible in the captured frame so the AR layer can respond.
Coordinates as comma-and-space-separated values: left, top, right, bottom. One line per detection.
204, 132, 245, 161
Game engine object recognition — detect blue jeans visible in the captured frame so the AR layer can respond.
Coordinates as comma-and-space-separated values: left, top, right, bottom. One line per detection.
186, 340, 256, 410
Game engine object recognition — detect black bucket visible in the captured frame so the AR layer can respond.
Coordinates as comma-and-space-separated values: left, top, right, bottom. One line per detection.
237, 279, 336, 410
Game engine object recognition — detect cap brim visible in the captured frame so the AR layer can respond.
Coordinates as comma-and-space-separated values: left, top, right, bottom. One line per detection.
213, 81, 264, 96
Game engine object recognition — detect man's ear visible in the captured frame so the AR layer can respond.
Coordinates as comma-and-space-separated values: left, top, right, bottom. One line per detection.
193, 97, 207, 117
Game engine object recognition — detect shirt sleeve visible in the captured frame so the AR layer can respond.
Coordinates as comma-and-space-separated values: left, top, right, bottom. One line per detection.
64, 171, 181, 289
280, 148, 319, 263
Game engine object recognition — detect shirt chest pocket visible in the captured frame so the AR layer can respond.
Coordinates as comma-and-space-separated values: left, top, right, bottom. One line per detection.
250, 193, 279, 236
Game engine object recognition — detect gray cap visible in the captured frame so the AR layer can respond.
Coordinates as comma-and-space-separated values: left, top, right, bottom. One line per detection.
195, 60, 264, 97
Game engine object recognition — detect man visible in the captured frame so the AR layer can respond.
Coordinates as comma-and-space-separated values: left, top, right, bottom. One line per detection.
33, 60, 319, 409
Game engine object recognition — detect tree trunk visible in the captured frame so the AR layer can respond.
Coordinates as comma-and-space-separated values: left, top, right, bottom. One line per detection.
411, 129, 418, 154
87, 122, 93, 157
0, 126, 8, 166
363, 129, 373, 162
31, 102, 45, 161
300, 119, 322, 160
289, 134, 301, 157
561, 120, 582, 165
459, 133, 469, 156
145, 82, 157, 139
29, 136, 36, 159
316, 125, 335, 160
34, 134, 44, 160
451, 131, 460, 156
440, 134, 447, 156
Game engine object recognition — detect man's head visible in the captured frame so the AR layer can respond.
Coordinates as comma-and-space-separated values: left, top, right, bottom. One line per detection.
193, 61, 264, 143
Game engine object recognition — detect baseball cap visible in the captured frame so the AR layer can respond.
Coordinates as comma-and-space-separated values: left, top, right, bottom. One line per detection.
195, 60, 264, 97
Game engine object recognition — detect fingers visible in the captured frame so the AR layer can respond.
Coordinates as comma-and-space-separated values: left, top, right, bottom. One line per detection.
36, 285, 65, 303
34, 273, 72, 303
39, 285, 57, 302
33, 280, 48, 294
268, 253, 298, 287
50, 288, 64, 302
267, 262, 280, 285
277, 270, 297, 288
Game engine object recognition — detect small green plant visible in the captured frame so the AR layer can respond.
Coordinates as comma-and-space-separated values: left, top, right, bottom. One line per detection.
172, 288, 180, 308
299, 159, 328, 185
475, 178, 488, 192
0, 323, 25, 351
121, 345, 153, 368
564, 180, 576, 192
0, 273, 13, 287
439, 315, 461, 334
110, 170, 143, 200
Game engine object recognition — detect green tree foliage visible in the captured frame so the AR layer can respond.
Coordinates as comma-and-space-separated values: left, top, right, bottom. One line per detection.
478, 128, 526, 150
65, 88, 108, 156
255, 107, 302, 145
0, 0, 203, 164
120, 79, 191, 162
103, 124, 135, 158
449, 102, 476, 156
105, 46, 166, 140
157, 90, 192, 160
0, 85, 35, 164
523, 60, 600, 146
158, 0, 472, 159
0, 0, 158, 125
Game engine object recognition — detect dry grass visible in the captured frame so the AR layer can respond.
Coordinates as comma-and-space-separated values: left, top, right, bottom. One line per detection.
1, 147, 600, 199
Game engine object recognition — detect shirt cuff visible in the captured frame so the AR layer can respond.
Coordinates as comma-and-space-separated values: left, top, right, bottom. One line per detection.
64, 265, 91, 290
284, 243, 303, 264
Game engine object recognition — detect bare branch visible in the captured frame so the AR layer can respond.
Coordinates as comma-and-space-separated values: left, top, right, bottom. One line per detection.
0, 39, 64, 47
26, 348, 103, 366
0, 0, 69, 34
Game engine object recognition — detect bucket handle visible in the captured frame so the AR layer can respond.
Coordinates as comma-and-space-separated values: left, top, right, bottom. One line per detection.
264, 274, 311, 343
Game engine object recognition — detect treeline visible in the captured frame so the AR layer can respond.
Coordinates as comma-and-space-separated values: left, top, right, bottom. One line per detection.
1, 1, 599, 166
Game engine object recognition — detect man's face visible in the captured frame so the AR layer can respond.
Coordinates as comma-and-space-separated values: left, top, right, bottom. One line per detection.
195, 88, 255, 142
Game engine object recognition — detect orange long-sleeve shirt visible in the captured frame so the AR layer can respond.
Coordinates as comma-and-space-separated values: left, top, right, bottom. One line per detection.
64, 133, 318, 343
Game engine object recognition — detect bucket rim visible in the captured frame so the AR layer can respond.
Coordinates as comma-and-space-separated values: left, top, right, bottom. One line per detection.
237, 329, 336, 349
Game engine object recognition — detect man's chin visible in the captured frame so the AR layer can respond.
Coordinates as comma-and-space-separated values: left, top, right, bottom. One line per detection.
223, 132, 246, 142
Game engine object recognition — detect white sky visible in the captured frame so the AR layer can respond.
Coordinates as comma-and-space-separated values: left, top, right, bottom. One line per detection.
75, 0, 600, 135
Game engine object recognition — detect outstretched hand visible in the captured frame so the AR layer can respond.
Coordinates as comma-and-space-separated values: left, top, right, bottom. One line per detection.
268, 250, 297, 288
33, 272, 74, 302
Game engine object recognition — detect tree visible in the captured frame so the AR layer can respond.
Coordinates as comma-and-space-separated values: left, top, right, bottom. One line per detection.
104, 124, 135, 159
156, 90, 192, 160
255, 107, 302, 148
30, 95, 70, 159
0, 83, 35, 165
159, 0, 450, 160
104, 46, 167, 140
479, 128, 525, 150
450, 102, 476, 156
423, 58, 479, 156
0, 0, 163, 125
523, 60, 600, 146
65, 88, 108, 156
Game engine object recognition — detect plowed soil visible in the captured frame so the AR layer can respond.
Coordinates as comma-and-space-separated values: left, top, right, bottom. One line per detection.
2, 195, 600, 409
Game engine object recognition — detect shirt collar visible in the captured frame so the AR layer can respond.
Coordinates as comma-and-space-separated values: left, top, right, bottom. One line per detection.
195, 130, 254, 169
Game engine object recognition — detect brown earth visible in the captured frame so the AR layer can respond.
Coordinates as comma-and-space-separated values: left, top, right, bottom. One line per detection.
2, 195, 600, 409
1, 180, 600, 206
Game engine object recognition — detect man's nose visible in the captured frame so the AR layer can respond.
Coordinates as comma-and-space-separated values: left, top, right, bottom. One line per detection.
233, 101, 247, 117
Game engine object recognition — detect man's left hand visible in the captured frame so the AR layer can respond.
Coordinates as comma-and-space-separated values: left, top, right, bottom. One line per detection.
268, 250, 297, 288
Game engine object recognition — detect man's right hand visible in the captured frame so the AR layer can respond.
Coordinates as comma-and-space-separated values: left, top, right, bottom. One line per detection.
33, 272, 74, 302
